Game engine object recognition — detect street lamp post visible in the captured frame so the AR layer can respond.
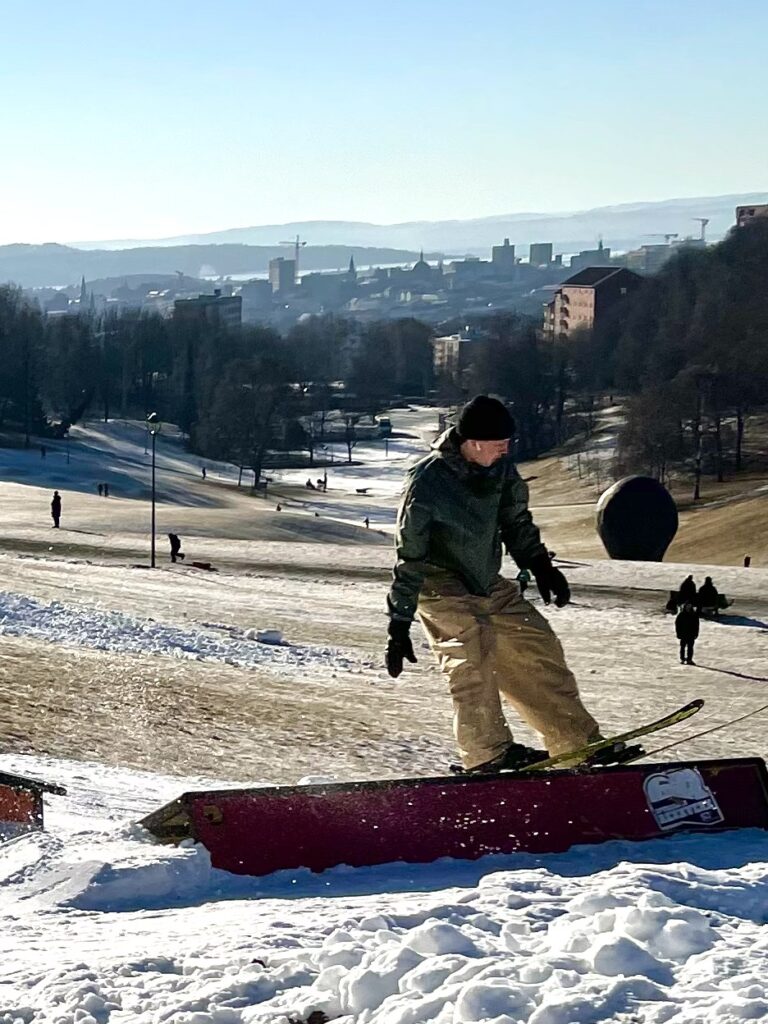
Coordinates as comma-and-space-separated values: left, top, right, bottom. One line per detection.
147, 413, 161, 567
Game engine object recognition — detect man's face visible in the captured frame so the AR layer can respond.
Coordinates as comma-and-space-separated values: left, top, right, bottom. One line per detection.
460, 438, 510, 467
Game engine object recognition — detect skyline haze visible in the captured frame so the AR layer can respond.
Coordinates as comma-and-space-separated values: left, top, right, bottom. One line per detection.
0, 0, 766, 245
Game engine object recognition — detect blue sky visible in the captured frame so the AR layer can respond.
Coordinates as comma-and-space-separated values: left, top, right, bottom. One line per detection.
0, 0, 766, 243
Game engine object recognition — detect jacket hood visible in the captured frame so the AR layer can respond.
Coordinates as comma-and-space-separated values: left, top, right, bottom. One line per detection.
431, 427, 472, 478
431, 427, 459, 453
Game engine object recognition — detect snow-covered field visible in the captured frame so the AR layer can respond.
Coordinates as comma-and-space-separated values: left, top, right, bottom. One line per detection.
2, 408, 768, 1022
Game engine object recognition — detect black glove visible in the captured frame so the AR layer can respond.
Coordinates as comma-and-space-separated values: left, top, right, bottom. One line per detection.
529, 553, 571, 608
386, 619, 417, 678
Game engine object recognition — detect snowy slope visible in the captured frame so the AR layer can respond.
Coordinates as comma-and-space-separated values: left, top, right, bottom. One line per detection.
2, 409, 768, 1021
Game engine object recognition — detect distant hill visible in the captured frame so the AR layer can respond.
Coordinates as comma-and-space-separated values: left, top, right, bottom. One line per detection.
0, 244, 430, 290
6, 192, 767, 289
69, 192, 768, 255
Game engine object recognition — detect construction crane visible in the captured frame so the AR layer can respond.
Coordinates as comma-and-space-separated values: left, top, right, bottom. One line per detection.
278, 234, 307, 283
693, 218, 710, 242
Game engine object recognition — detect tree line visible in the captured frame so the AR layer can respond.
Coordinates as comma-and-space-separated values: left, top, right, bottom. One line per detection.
0, 295, 436, 481
2, 219, 764, 491
568, 221, 768, 492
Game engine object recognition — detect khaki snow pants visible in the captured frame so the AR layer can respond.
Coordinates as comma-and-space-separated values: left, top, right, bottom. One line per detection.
417, 576, 599, 769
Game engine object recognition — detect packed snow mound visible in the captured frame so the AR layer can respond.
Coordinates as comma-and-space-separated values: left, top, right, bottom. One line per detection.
0, 591, 366, 676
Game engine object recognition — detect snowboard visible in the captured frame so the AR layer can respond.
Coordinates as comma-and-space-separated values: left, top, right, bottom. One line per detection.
507, 698, 704, 773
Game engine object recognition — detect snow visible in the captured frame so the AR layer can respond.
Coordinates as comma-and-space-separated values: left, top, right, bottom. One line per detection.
0, 590, 361, 675
3, 753, 768, 1022
2, 408, 768, 1021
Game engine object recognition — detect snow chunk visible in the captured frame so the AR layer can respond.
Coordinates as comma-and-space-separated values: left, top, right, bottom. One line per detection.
399, 954, 474, 995
453, 978, 533, 1023
590, 934, 672, 983
338, 945, 423, 1015
404, 920, 480, 957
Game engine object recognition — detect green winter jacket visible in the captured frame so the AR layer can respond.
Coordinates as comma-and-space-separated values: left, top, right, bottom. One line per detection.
387, 428, 547, 622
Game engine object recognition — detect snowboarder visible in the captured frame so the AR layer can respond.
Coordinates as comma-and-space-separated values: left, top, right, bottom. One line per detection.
386, 395, 611, 773
201, 466, 207, 480
50, 490, 61, 528
675, 603, 699, 665
679, 575, 697, 603
168, 533, 185, 563
697, 577, 720, 616
364, 517, 370, 529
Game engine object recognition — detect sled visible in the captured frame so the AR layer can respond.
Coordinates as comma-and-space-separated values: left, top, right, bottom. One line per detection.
139, 757, 768, 878
0, 771, 66, 843
700, 595, 733, 617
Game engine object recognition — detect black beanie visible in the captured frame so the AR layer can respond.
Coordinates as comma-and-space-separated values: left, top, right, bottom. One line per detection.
455, 396, 515, 441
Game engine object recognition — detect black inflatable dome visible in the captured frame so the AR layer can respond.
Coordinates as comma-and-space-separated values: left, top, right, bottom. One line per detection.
596, 476, 678, 561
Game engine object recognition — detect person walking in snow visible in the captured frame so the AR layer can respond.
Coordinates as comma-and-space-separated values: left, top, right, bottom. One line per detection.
678, 575, 697, 604
385, 395, 612, 774
97, 483, 103, 497
168, 533, 184, 563
50, 490, 61, 528
103, 482, 109, 497
675, 603, 699, 665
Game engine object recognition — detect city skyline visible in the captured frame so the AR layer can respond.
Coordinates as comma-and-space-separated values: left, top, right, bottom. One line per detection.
0, 0, 766, 245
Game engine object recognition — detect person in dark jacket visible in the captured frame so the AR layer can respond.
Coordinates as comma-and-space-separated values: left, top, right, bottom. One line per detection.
679, 575, 697, 603
50, 490, 61, 528
386, 395, 608, 773
675, 603, 700, 664
168, 533, 185, 563
697, 577, 720, 615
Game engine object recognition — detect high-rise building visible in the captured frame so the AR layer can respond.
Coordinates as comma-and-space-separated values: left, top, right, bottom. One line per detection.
269, 257, 296, 294
240, 279, 273, 319
491, 238, 516, 272
529, 243, 553, 266
543, 267, 642, 342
